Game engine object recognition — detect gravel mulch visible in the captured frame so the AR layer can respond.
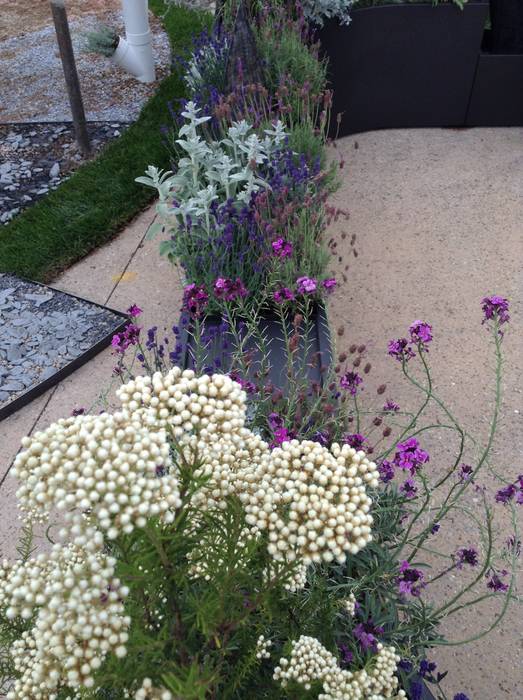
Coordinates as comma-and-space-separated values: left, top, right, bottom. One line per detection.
0, 121, 131, 224
0, 273, 126, 417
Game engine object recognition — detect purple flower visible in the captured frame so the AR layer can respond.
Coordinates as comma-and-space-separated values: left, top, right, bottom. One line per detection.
378, 460, 395, 483
353, 619, 384, 653
398, 659, 413, 673
496, 483, 517, 504
482, 295, 510, 330
430, 522, 440, 534
338, 643, 353, 667
273, 286, 295, 304
393, 438, 429, 475
296, 276, 317, 295
271, 237, 293, 258
268, 412, 284, 430
486, 569, 509, 592
340, 371, 362, 396
271, 427, 293, 447
322, 277, 337, 293
312, 430, 330, 446
409, 320, 433, 347
383, 399, 400, 413
505, 536, 521, 557
111, 323, 141, 353
182, 283, 209, 316
453, 694, 471, 700
455, 547, 479, 569
419, 659, 437, 678
214, 277, 248, 301
400, 478, 418, 499
126, 304, 142, 318
458, 463, 474, 482
71, 407, 85, 416
397, 560, 425, 596
388, 337, 415, 362
343, 433, 367, 450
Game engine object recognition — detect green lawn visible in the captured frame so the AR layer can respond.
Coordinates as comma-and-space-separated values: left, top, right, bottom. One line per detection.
0, 3, 210, 282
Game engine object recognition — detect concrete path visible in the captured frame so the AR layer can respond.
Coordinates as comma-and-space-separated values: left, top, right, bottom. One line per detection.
0, 127, 521, 697
327, 127, 523, 699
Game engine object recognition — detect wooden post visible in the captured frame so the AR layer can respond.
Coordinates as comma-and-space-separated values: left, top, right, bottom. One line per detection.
50, 0, 91, 155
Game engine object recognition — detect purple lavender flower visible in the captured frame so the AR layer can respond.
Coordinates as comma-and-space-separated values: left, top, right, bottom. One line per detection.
409, 320, 433, 347
455, 547, 479, 569
397, 560, 425, 596
182, 283, 209, 316
398, 659, 413, 673
400, 478, 418, 499
453, 694, 471, 700
486, 569, 509, 592
273, 286, 295, 304
322, 277, 337, 293
268, 412, 284, 430
71, 407, 86, 417
312, 430, 330, 446
430, 522, 440, 534
393, 438, 429, 475
388, 337, 415, 362
271, 237, 293, 258
353, 619, 384, 653
383, 399, 400, 413
495, 483, 517, 504
126, 304, 142, 318
378, 460, 395, 483
340, 371, 363, 396
482, 295, 510, 329
343, 433, 367, 450
296, 276, 317, 295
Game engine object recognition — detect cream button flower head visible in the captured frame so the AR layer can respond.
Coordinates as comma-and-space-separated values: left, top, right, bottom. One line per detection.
12, 411, 180, 540
243, 439, 378, 566
116, 368, 247, 443
1, 539, 129, 700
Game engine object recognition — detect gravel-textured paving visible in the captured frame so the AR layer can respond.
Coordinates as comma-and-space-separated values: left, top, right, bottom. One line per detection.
0, 8, 170, 123
0, 121, 129, 224
0, 274, 125, 416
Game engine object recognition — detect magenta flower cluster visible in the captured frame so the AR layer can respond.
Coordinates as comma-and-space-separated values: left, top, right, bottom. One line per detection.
271, 237, 293, 258
214, 277, 248, 301
111, 323, 141, 353
388, 319, 432, 362
482, 295, 510, 329
397, 560, 425, 597
495, 475, 523, 505
273, 276, 336, 303
340, 371, 362, 396
183, 283, 209, 316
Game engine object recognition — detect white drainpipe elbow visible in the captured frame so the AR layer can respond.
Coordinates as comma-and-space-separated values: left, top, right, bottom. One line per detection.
111, 0, 155, 83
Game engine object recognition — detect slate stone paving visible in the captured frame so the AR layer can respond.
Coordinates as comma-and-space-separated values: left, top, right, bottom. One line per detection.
0, 274, 126, 417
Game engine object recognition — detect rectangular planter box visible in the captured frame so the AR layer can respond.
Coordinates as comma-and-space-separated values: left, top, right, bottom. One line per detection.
178, 303, 332, 393
318, 2, 489, 136
466, 32, 523, 126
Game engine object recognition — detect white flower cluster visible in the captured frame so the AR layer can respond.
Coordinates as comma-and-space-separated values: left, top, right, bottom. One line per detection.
136, 102, 287, 235
135, 678, 173, 700
344, 592, 357, 617
273, 636, 406, 699
242, 440, 379, 565
255, 634, 273, 660
117, 368, 247, 444
12, 411, 180, 540
0, 540, 129, 700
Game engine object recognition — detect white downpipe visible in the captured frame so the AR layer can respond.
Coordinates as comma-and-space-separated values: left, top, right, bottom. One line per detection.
111, 0, 155, 83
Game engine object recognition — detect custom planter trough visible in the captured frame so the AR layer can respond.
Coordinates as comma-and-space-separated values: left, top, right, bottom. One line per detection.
0, 274, 128, 421
466, 30, 523, 126
318, 2, 489, 136
178, 302, 332, 393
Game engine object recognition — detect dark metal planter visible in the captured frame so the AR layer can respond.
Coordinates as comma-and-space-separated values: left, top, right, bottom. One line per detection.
407, 675, 438, 699
466, 31, 523, 126
178, 302, 332, 393
318, 2, 489, 137
0, 278, 128, 423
